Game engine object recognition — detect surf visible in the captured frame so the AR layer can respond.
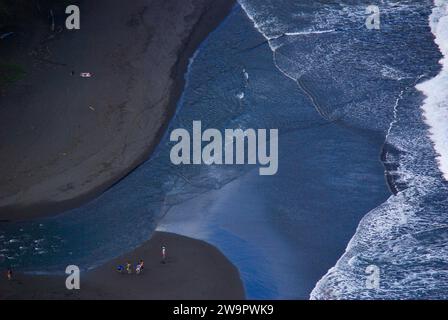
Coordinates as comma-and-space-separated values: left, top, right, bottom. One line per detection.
417, 0, 448, 181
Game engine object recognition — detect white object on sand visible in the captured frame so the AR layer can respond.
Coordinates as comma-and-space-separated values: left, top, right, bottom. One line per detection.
80, 73, 92, 78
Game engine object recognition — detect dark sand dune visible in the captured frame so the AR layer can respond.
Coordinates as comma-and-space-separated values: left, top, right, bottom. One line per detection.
0, 0, 235, 221
0, 232, 245, 300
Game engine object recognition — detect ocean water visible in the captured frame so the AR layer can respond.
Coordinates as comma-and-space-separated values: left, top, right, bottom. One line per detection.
1, 0, 447, 299
311, 0, 448, 300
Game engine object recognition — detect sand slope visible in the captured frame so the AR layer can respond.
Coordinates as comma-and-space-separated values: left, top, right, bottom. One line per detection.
0, 0, 235, 221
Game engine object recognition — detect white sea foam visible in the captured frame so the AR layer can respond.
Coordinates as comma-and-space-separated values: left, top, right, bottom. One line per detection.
239, 0, 337, 86
380, 65, 409, 81
237, 0, 448, 299
417, 0, 448, 181
243, 68, 249, 80
310, 1, 448, 299
284, 29, 335, 37
187, 49, 201, 75
385, 89, 405, 140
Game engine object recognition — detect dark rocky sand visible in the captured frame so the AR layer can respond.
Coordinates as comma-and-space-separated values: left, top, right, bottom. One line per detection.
0, 0, 235, 221
0, 232, 245, 300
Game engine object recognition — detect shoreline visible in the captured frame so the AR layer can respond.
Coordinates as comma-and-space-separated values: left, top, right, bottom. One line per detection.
0, 231, 245, 300
0, 0, 236, 222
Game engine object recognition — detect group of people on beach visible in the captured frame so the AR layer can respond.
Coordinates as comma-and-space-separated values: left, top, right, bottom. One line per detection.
116, 260, 145, 275
115, 245, 167, 275
4, 246, 168, 280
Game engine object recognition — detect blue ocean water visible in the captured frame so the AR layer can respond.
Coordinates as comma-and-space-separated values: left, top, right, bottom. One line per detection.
1, 1, 447, 299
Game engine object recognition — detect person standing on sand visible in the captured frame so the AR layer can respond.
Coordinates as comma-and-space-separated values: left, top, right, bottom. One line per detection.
161, 245, 167, 264
6, 268, 12, 281
126, 262, 132, 274
135, 260, 144, 274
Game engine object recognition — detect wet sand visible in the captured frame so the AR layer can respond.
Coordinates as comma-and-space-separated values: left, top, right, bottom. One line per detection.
0, 232, 245, 300
0, 0, 235, 221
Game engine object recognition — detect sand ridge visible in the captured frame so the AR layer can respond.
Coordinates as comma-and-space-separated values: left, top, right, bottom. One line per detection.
0, 0, 236, 221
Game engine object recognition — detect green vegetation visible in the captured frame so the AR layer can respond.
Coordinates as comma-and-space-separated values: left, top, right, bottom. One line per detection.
0, 62, 26, 87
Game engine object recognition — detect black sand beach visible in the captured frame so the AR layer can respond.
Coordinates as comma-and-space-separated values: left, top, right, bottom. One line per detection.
0, 0, 235, 221
0, 232, 245, 300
